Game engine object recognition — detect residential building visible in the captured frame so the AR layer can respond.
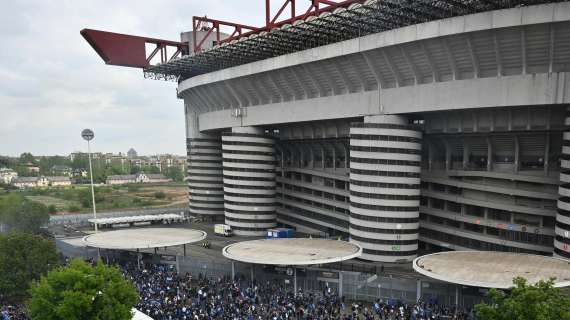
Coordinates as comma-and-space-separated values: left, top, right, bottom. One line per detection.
13, 176, 71, 188
51, 165, 72, 176
0, 168, 18, 184
72, 168, 88, 178
106, 173, 171, 185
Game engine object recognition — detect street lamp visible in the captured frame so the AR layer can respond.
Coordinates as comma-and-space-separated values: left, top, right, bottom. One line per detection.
81, 129, 98, 232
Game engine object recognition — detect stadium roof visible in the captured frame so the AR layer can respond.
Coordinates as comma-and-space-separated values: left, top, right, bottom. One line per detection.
222, 238, 362, 265
144, 0, 566, 81
413, 251, 570, 289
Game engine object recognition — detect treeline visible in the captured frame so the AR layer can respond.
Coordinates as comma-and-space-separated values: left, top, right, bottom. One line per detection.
1, 153, 185, 183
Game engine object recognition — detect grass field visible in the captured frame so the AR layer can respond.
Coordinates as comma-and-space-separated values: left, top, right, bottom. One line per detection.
25, 195, 81, 211
12, 182, 187, 214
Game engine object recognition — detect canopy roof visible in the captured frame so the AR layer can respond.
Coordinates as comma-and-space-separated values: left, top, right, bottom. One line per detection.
413, 251, 570, 289
223, 238, 362, 265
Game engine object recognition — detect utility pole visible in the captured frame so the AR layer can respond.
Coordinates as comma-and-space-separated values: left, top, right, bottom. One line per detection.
81, 129, 98, 232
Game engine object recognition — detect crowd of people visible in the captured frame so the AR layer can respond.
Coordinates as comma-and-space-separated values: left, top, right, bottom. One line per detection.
0, 305, 28, 320
0, 260, 473, 320
122, 262, 474, 320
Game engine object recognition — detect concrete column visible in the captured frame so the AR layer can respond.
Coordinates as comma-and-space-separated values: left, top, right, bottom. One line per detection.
222, 126, 277, 236
455, 285, 459, 306
338, 271, 344, 297
294, 267, 297, 293
514, 134, 520, 173
332, 148, 337, 170
231, 261, 235, 281
445, 140, 451, 171
427, 141, 433, 171
349, 115, 422, 263
486, 136, 493, 171
416, 280, 422, 301
251, 264, 254, 286
462, 140, 469, 169
544, 133, 550, 176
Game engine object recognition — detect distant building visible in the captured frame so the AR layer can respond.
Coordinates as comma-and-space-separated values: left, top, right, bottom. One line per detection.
145, 173, 171, 183
13, 176, 71, 188
48, 176, 72, 187
51, 165, 72, 176
0, 168, 18, 184
106, 174, 137, 185
69, 152, 103, 161
24, 162, 40, 174
106, 173, 171, 185
127, 148, 138, 159
72, 168, 88, 178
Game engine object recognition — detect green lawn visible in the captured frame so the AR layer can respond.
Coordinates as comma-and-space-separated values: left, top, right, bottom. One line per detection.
25, 195, 81, 211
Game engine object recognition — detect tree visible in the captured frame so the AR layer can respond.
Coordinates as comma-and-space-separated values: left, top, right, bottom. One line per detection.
0, 194, 50, 233
165, 166, 184, 182
28, 259, 139, 320
19, 152, 36, 165
0, 232, 58, 301
475, 277, 570, 320
154, 191, 166, 199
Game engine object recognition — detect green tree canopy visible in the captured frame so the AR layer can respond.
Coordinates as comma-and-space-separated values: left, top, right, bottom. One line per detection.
475, 277, 570, 320
0, 232, 58, 301
28, 259, 139, 320
165, 166, 184, 182
19, 152, 36, 165
0, 194, 50, 233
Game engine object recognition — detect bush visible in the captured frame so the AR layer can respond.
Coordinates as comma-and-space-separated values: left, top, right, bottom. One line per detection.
47, 205, 57, 214
154, 191, 166, 199
67, 205, 81, 213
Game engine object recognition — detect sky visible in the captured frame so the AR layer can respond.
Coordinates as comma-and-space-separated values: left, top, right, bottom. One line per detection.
0, 0, 289, 157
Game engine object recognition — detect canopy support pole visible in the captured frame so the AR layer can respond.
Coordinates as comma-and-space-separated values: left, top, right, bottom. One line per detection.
294, 267, 297, 293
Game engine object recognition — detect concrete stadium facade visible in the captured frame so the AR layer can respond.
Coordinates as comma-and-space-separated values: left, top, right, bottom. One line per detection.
180, 3, 570, 262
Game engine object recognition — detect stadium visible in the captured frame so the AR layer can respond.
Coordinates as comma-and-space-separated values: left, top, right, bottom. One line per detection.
83, 0, 570, 263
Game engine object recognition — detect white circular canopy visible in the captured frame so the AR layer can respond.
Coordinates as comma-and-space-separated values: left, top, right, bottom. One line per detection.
223, 238, 362, 265
413, 251, 570, 289
82, 228, 206, 250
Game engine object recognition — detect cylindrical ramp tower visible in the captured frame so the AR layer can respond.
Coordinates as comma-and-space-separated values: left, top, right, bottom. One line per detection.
185, 103, 224, 219
222, 127, 277, 236
349, 115, 422, 263
187, 135, 224, 218
555, 107, 570, 260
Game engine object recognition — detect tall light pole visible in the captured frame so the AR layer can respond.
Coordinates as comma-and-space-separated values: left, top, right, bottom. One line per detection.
82, 129, 98, 232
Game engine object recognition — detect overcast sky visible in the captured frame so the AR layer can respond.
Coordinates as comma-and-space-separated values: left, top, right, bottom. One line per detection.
0, 0, 288, 157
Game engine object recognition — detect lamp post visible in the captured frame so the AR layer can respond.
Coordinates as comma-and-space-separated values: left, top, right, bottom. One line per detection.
81, 129, 98, 232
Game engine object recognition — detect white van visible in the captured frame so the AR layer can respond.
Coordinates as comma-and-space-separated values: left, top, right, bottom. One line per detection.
214, 224, 232, 237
